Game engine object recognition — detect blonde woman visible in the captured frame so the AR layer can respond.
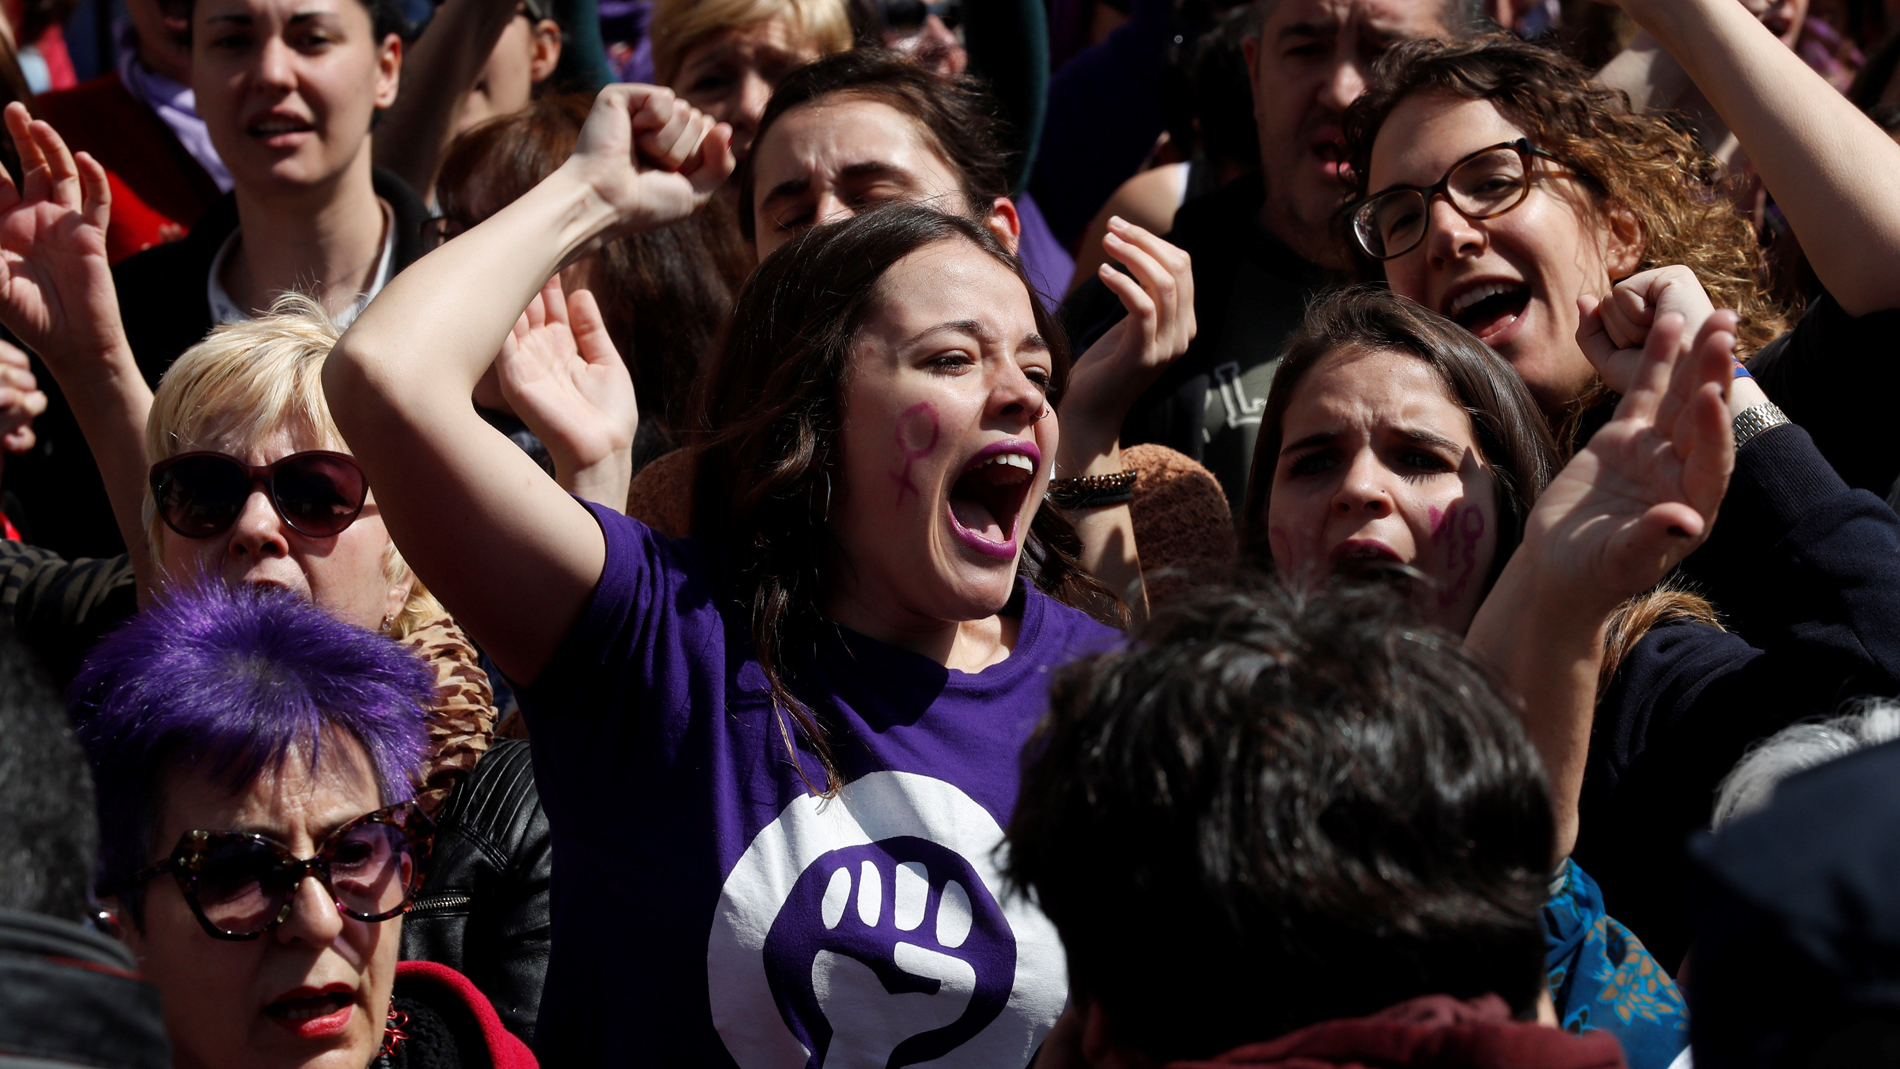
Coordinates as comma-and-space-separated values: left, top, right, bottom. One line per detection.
652, 0, 852, 162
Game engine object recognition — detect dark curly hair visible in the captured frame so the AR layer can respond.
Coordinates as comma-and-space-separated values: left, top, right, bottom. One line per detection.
1343, 34, 1788, 358
1006, 577, 1554, 1059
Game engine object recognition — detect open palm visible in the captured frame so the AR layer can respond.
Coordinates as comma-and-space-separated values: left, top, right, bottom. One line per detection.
496, 273, 638, 478
0, 102, 125, 364
1528, 308, 1736, 608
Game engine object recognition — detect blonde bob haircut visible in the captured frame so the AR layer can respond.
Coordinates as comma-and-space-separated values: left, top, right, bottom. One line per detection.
650, 0, 852, 88
143, 294, 444, 640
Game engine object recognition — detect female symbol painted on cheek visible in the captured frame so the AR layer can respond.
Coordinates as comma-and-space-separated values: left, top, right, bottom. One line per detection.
891, 402, 940, 503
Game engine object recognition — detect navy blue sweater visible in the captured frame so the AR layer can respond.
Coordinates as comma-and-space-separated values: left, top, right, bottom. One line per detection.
1572, 421, 1900, 970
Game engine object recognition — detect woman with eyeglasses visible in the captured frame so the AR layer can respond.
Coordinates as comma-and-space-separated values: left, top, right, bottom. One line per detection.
1341, 3, 1900, 499
0, 112, 555, 1040
72, 580, 536, 1069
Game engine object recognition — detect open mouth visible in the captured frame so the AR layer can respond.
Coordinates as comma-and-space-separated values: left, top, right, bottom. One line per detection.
1446, 282, 1531, 344
264, 989, 354, 1038
1312, 139, 1349, 181
946, 441, 1039, 561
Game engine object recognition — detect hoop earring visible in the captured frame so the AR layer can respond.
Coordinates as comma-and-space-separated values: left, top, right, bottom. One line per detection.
822, 471, 833, 524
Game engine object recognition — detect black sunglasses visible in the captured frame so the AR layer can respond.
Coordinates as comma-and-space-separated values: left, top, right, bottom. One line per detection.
106, 802, 433, 941
150, 450, 369, 540
1350, 138, 1566, 261
877, 0, 960, 31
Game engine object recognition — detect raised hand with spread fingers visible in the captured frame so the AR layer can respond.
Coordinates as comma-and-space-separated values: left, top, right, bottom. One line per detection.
494, 274, 640, 511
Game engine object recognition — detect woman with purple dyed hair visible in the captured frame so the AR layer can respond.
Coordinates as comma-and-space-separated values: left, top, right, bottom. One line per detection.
72, 581, 538, 1069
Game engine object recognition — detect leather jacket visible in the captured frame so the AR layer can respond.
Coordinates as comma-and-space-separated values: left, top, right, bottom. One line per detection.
402, 740, 551, 1044
0, 907, 170, 1068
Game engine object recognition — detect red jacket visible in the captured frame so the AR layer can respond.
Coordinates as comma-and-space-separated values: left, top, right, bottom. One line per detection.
394, 960, 539, 1069
35, 73, 221, 263
1166, 996, 1629, 1069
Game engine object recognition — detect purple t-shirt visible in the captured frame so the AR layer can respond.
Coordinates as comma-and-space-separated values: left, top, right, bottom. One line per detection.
519, 503, 1120, 1066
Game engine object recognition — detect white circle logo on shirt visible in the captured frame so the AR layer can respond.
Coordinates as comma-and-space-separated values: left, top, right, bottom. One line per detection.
708, 771, 1067, 1069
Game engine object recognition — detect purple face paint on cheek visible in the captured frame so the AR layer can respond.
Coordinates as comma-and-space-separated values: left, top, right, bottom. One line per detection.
889, 402, 941, 503
1433, 502, 1488, 609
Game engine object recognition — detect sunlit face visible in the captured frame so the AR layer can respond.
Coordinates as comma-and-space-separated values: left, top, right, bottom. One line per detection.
1368, 94, 1642, 417
1266, 347, 1499, 633
450, 13, 562, 139
829, 238, 1057, 628
154, 425, 412, 632
751, 98, 973, 259
671, 17, 823, 162
191, 0, 400, 194
1243, 0, 1447, 263
122, 736, 400, 1069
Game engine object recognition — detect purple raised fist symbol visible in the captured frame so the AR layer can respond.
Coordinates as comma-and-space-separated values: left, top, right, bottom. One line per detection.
762, 837, 1014, 1068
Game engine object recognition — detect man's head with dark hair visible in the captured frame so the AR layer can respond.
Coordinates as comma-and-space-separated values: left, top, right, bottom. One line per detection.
737, 49, 1020, 259
1242, 0, 1487, 267
0, 630, 97, 924
1005, 579, 1554, 1062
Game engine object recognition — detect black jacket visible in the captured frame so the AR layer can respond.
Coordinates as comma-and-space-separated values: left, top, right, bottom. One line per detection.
0, 908, 170, 1068
402, 740, 551, 1045
1574, 423, 1900, 970
6, 169, 427, 560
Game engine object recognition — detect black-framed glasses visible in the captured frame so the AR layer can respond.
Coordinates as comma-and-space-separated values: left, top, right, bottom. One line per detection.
877, 0, 961, 32
150, 450, 369, 540
105, 802, 433, 941
1350, 139, 1565, 261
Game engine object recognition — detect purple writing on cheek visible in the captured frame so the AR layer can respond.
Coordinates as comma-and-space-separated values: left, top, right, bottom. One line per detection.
1429, 503, 1487, 609
891, 402, 941, 503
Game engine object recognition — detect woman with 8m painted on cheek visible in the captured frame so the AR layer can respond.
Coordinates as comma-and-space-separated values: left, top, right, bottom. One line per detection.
1245, 289, 1555, 637
1264, 347, 1502, 634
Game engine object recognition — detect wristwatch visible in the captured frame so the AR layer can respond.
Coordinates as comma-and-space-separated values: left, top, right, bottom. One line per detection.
1732, 401, 1791, 451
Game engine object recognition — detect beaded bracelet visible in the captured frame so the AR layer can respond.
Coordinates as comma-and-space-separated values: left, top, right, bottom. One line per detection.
1048, 470, 1137, 510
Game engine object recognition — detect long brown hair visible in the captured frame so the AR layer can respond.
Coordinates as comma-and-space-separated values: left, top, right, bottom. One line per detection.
1243, 287, 1561, 598
691, 204, 1118, 794
1342, 35, 1789, 357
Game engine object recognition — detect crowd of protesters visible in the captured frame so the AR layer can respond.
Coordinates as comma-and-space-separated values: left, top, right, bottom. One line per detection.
4, 0, 1900, 1064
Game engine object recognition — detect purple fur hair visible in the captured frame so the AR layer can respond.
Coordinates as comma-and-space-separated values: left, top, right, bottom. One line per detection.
70, 581, 434, 895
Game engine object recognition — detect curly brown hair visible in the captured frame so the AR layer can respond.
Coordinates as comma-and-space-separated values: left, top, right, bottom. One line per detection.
1342, 34, 1788, 357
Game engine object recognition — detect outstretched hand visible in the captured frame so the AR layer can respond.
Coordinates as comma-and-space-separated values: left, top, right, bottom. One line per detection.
495, 272, 639, 508
567, 84, 735, 238
1058, 217, 1195, 471
0, 102, 127, 367
1528, 307, 1737, 610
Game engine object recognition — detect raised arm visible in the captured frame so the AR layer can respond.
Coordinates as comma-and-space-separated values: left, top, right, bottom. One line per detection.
1466, 298, 1736, 862
1615, 0, 1900, 315
0, 104, 154, 581
1055, 217, 1196, 619
372, 0, 527, 200
324, 85, 731, 684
